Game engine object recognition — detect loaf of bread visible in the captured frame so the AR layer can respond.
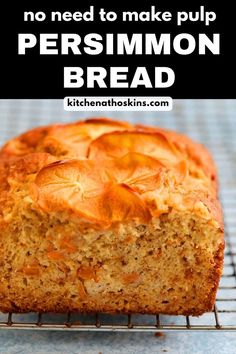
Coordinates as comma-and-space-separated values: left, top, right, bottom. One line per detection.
0, 118, 224, 315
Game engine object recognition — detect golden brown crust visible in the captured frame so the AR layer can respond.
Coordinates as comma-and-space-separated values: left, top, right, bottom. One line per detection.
0, 117, 224, 316
135, 123, 217, 182
0, 118, 222, 227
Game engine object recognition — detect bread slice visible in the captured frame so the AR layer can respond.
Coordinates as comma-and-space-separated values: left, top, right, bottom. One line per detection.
0, 118, 224, 315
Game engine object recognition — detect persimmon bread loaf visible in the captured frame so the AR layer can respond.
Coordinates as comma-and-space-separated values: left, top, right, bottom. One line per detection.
0, 118, 224, 315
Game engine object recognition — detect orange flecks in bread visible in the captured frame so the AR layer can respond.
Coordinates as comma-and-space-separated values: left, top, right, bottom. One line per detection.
47, 250, 66, 261
77, 266, 98, 281
155, 248, 162, 259
20, 259, 41, 276
78, 281, 87, 299
45, 242, 55, 253
122, 272, 140, 284
59, 235, 77, 253
124, 235, 136, 244
21, 265, 41, 276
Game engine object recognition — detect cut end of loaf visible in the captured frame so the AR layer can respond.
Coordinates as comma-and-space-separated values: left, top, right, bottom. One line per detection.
0, 208, 223, 315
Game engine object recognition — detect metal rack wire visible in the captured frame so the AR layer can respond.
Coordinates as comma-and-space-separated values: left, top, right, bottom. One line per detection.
0, 100, 235, 331
0, 307, 231, 332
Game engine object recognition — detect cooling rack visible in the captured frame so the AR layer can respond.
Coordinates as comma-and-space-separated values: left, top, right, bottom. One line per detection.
0, 231, 235, 332
0, 99, 235, 331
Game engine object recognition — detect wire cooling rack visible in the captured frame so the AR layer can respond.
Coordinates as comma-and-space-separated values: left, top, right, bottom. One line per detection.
0, 99, 235, 331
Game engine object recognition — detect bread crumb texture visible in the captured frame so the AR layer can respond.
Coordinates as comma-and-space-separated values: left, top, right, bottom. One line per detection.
0, 118, 224, 315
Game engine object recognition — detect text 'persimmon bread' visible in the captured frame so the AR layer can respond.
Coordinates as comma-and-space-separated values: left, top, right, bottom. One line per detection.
0, 118, 224, 315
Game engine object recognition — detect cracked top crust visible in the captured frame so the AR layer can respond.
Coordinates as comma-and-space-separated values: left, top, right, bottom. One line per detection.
0, 117, 223, 230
